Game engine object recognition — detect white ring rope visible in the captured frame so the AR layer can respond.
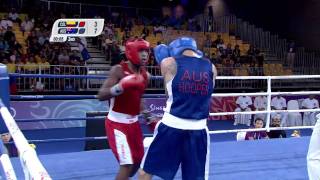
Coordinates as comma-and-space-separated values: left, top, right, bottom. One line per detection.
217, 75, 320, 80
211, 91, 320, 97
0, 153, 17, 180
0, 104, 51, 180
209, 108, 320, 116
208, 126, 314, 134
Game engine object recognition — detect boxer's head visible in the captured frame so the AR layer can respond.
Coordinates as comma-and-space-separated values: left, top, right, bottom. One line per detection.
169, 37, 203, 58
125, 38, 150, 66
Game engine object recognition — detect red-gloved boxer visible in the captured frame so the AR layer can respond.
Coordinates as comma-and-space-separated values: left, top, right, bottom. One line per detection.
97, 38, 150, 180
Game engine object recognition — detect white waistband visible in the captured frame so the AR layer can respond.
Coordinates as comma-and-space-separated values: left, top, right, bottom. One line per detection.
107, 109, 138, 124
161, 112, 207, 130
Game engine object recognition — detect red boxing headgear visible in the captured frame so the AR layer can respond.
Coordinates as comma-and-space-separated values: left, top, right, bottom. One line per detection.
125, 39, 150, 65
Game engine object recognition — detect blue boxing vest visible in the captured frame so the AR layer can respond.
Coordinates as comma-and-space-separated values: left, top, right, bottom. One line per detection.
163, 55, 214, 120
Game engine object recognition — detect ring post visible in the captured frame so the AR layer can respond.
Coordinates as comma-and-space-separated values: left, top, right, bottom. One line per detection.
0, 64, 10, 134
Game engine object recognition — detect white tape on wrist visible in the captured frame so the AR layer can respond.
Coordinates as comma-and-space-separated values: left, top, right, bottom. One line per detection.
110, 84, 123, 96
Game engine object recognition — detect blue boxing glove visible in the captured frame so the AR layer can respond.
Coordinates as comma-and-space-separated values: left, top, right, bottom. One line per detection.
153, 44, 170, 65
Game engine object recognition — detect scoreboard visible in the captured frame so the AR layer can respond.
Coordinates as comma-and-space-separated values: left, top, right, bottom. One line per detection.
49, 19, 104, 42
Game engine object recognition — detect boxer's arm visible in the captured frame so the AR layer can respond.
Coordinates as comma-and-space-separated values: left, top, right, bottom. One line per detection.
161, 57, 177, 95
97, 65, 123, 101
212, 64, 217, 88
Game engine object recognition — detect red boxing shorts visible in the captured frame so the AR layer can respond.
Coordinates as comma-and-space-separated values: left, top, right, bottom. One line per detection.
105, 118, 144, 165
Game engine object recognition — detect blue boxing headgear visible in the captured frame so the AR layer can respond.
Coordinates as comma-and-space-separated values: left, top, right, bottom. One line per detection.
169, 37, 203, 57
153, 44, 170, 64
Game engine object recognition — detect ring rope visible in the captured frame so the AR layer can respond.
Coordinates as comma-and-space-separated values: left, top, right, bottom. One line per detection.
8, 124, 313, 144
0, 100, 51, 180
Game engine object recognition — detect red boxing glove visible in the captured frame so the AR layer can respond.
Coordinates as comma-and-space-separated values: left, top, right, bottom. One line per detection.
110, 74, 145, 96
119, 74, 145, 91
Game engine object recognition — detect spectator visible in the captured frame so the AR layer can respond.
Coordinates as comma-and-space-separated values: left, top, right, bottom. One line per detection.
267, 114, 287, 139
253, 92, 267, 122
213, 34, 224, 48
141, 26, 150, 39
8, 8, 19, 22
4, 26, 15, 43
153, 24, 165, 36
58, 49, 69, 64
1, 133, 17, 157
110, 41, 121, 65
232, 44, 241, 62
0, 36, 9, 52
21, 16, 34, 36
217, 46, 226, 60
204, 34, 212, 48
248, 60, 259, 76
291, 130, 301, 138
234, 94, 253, 126
69, 50, 81, 65
0, 15, 13, 30
28, 37, 41, 55
225, 43, 233, 56
222, 57, 233, 76
302, 95, 319, 126
104, 34, 114, 61
8, 36, 22, 55
245, 118, 268, 140
286, 40, 296, 68
271, 94, 288, 126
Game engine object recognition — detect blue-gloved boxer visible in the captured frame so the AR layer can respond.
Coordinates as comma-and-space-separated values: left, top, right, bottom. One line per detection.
139, 37, 217, 180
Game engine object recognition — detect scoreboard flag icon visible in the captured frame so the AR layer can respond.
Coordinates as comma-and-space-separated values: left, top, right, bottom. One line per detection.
79, 28, 85, 34
79, 21, 85, 27
66, 21, 78, 27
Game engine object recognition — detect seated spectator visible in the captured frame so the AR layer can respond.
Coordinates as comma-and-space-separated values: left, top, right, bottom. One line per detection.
6, 58, 16, 73
0, 36, 9, 52
222, 57, 233, 76
267, 114, 287, 139
141, 26, 150, 39
0, 15, 13, 30
69, 50, 81, 65
234, 94, 253, 126
213, 34, 224, 48
253, 92, 267, 122
271, 94, 288, 126
245, 118, 268, 140
291, 130, 301, 138
58, 49, 70, 64
8, 8, 20, 24
104, 34, 114, 60
209, 52, 217, 64
8, 36, 22, 55
233, 44, 241, 59
4, 27, 15, 43
21, 16, 34, 36
249, 60, 259, 76
153, 24, 165, 36
204, 35, 212, 48
302, 95, 319, 126
1, 133, 17, 157
225, 43, 233, 56
28, 37, 42, 55
286, 40, 296, 68
38, 56, 50, 72
218, 46, 226, 57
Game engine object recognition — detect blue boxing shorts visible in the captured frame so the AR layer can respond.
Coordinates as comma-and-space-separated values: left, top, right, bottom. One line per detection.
141, 121, 210, 180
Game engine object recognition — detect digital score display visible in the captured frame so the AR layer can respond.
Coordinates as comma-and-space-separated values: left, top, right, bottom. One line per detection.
49, 19, 104, 42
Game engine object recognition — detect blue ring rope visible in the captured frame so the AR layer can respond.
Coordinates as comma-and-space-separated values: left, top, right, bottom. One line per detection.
9, 73, 163, 80
3, 135, 154, 144
15, 117, 106, 122
10, 94, 166, 100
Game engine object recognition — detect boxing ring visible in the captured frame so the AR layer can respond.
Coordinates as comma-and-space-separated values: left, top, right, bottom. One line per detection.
1, 69, 319, 179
